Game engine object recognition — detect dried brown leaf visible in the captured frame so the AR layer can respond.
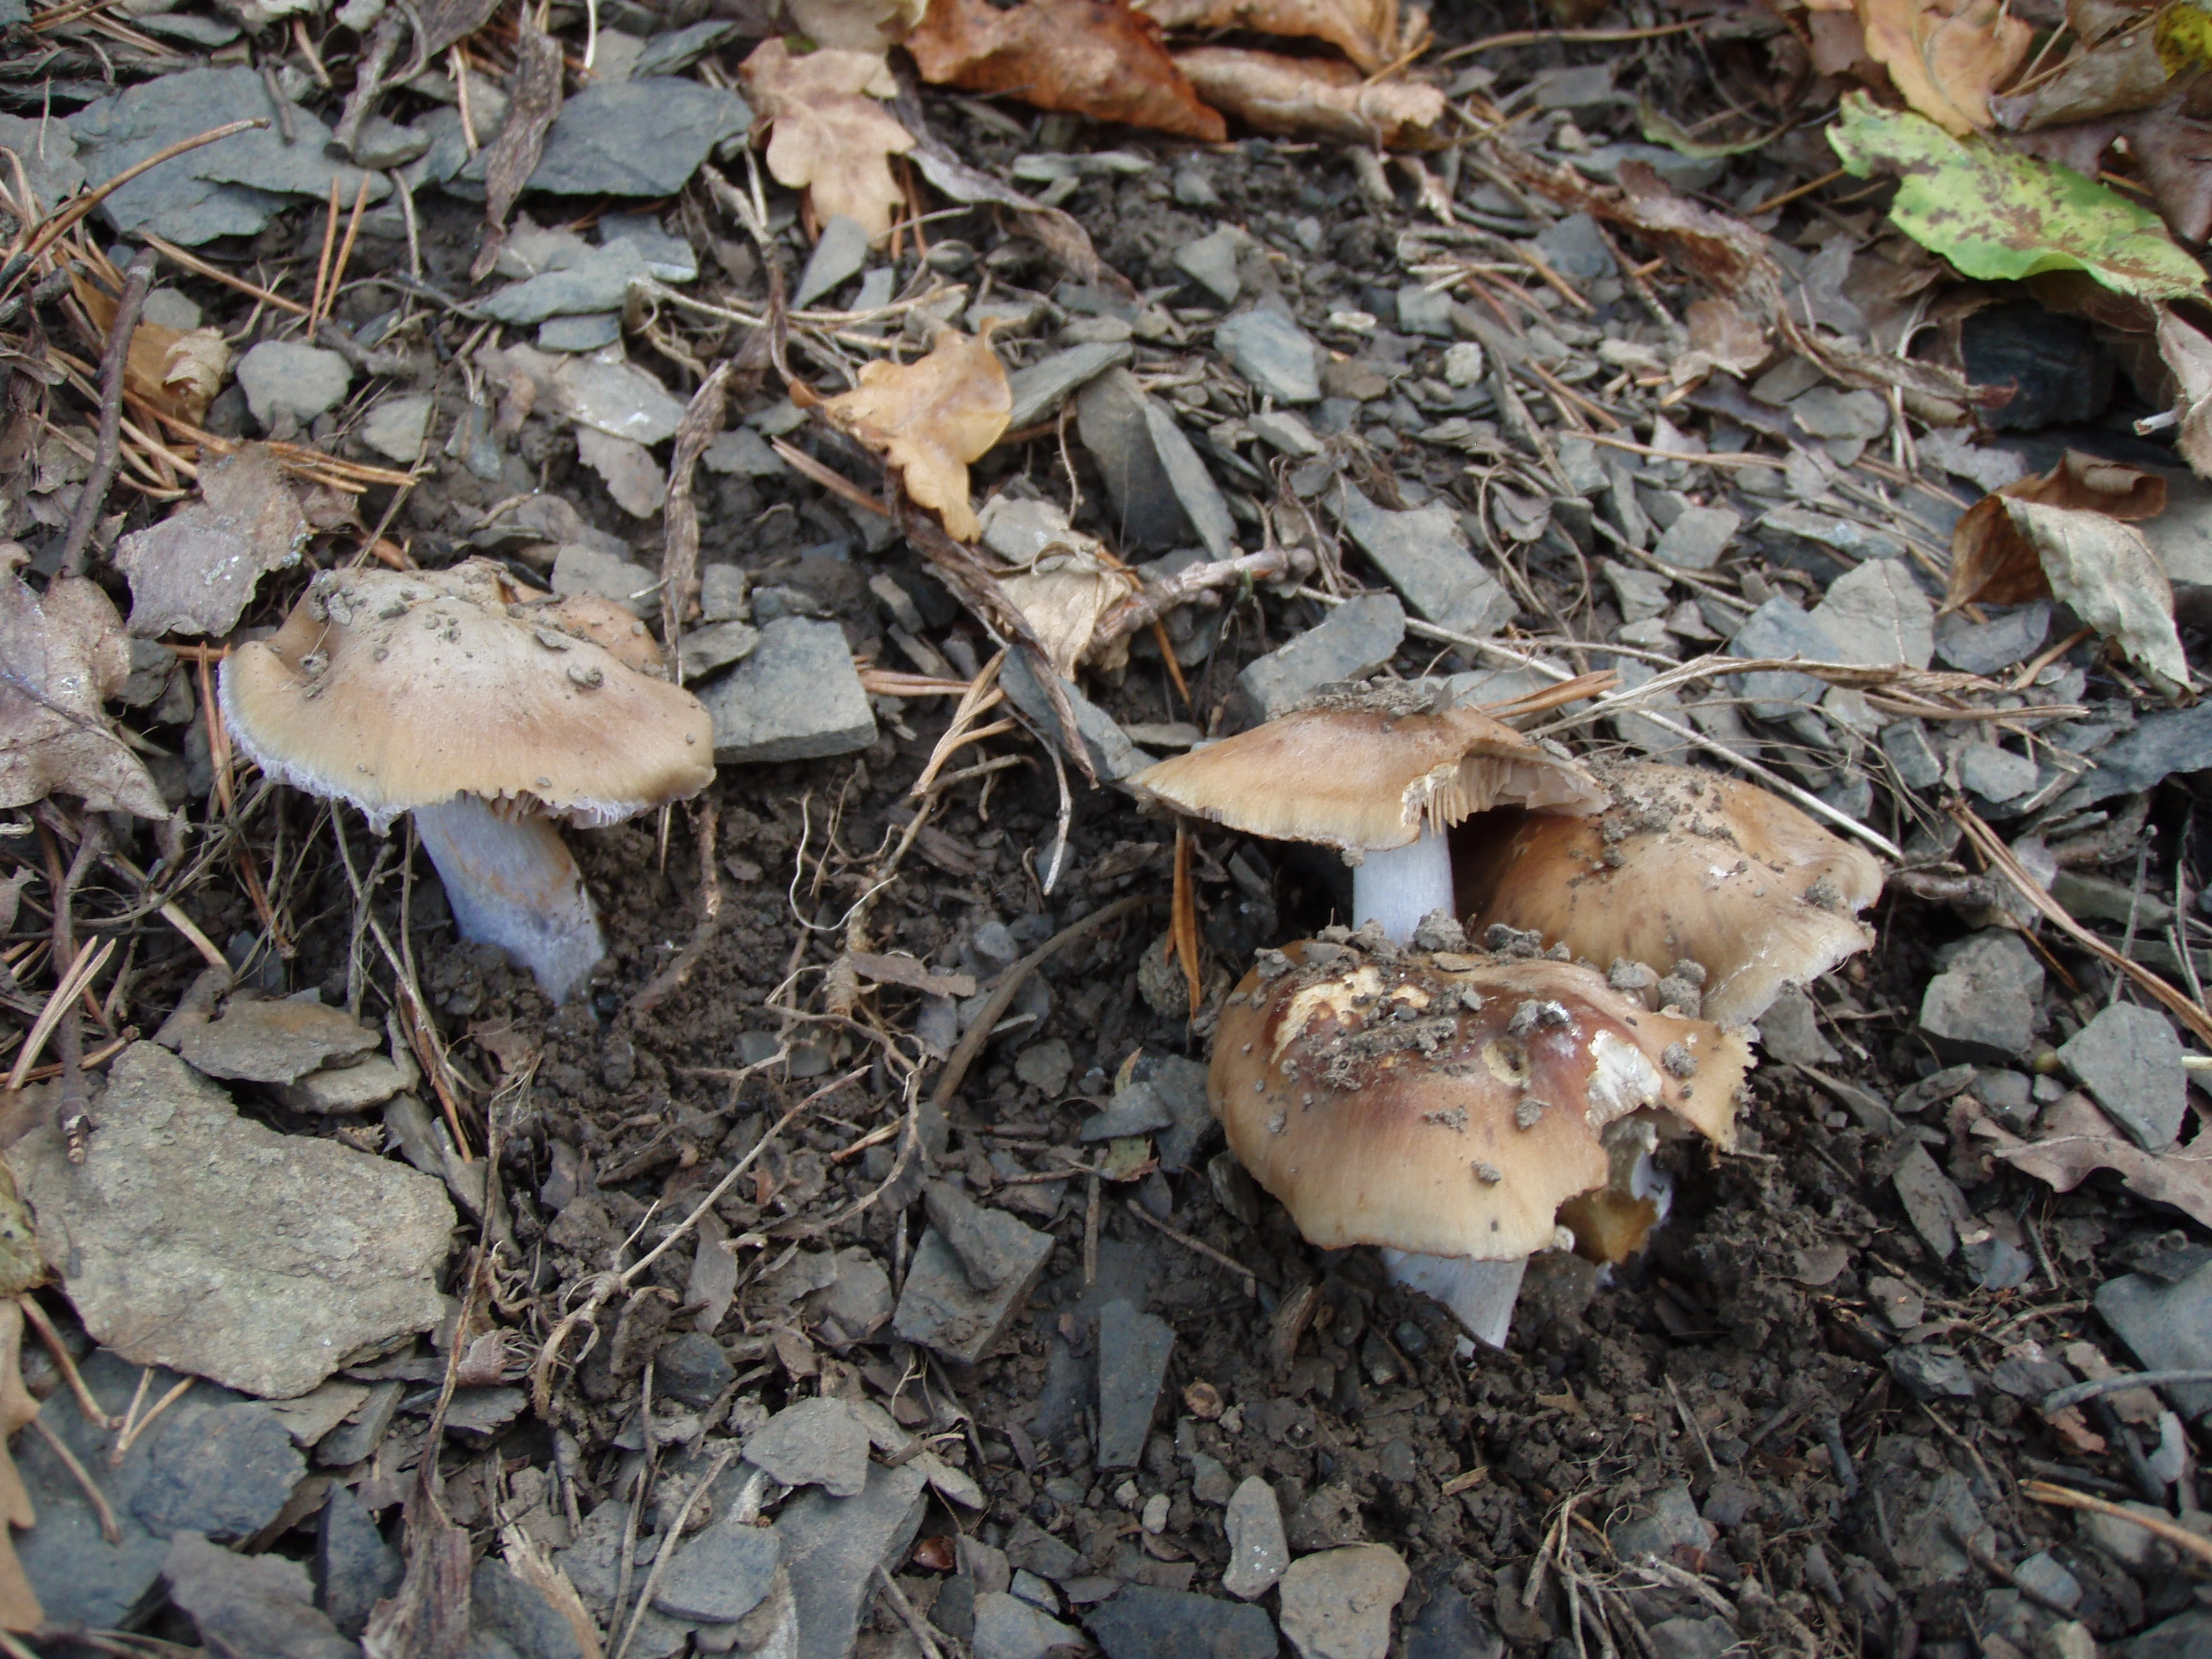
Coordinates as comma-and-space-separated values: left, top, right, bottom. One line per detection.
0, 1303, 40, 1634
904, 134, 1133, 297
1859, 0, 2033, 135
1985, 1090, 2212, 1228
112, 443, 307, 638
1136, 0, 1401, 71
73, 275, 229, 426
1683, 295, 1770, 377
909, 0, 1228, 143
2160, 307, 2212, 477
1173, 45, 1444, 148
475, 8, 563, 283
2010, 89, 2212, 246
1992, 20, 2170, 129
1948, 446, 2167, 608
819, 328, 1011, 541
0, 554, 166, 819
742, 40, 916, 239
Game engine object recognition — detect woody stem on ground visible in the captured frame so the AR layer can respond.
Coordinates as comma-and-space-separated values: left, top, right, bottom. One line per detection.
36, 806, 104, 1161
58, 246, 156, 580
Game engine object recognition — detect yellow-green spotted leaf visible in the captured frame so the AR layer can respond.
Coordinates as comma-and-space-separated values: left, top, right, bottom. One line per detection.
1829, 92, 2206, 300
2155, 0, 2212, 76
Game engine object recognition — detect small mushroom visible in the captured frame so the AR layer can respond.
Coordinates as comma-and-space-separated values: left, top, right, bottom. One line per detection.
1454, 760, 1884, 1027
1210, 933, 1749, 1344
220, 560, 714, 1003
1133, 681, 1609, 944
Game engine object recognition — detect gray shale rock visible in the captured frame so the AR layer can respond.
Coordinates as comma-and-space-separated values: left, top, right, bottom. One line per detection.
13, 1043, 454, 1398
1085, 1585, 1280, 1659
741, 1397, 871, 1498
1096, 1298, 1174, 1469
1918, 931, 2045, 1063
1222, 1475, 1290, 1599
2059, 1002, 2187, 1151
1236, 593, 1407, 721
893, 1210, 1054, 1364
778, 1460, 929, 1659
701, 616, 876, 764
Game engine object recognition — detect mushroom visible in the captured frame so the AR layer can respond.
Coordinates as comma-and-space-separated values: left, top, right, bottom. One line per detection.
220, 559, 715, 1003
1133, 682, 1609, 944
1211, 928, 1750, 1344
1453, 760, 1884, 1027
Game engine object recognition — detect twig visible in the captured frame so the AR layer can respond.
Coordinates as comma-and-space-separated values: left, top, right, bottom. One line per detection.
108, 1375, 192, 1467
930, 894, 1162, 1112
1956, 804, 2212, 1048
1092, 546, 1290, 648
2023, 1480, 2212, 1567
18, 1295, 112, 1429
529, 1069, 865, 1414
1123, 1199, 1258, 1295
27, 1415, 121, 1543
2044, 1370, 2212, 1414
613, 1446, 738, 1659
58, 247, 156, 577
0, 119, 269, 299
138, 233, 310, 318
873, 1565, 948, 1659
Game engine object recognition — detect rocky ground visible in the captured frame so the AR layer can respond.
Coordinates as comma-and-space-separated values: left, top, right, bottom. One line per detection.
3, 0, 2212, 1655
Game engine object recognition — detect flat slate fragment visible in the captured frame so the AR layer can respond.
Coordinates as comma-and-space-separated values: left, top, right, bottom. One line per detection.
522, 78, 751, 197
1237, 592, 1407, 720
701, 616, 876, 764
653, 1514, 779, 1623
777, 1461, 929, 1659
175, 992, 382, 1084
12, 1043, 454, 1398
894, 1216, 1055, 1363
1096, 1298, 1174, 1469
1085, 1585, 1280, 1659
741, 1397, 871, 1497
1337, 486, 1512, 640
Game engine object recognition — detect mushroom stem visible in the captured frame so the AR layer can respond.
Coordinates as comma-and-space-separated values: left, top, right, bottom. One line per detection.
1380, 1250, 1527, 1349
1352, 827, 1454, 944
414, 796, 603, 1004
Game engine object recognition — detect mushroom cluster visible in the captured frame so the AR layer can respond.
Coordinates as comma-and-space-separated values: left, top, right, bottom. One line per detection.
1210, 926, 1750, 1346
1133, 681, 1609, 944
220, 559, 716, 1003
1453, 760, 1885, 1027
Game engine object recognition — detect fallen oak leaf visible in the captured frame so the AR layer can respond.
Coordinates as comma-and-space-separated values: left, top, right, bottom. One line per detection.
0, 549, 166, 820
908, 0, 1227, 143
1172, 45, 1445, 148
740, 39, 916, 240
815, 326, 1011, 541
1982, 1088, 2212, 1229
1948, 446, 2167, 608
1134, 0, 1406, 72
1858, 0, 2032, 135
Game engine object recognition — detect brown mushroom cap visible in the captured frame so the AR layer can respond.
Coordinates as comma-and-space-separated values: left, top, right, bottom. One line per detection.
220, 559, 714, 832
1210, 936, 1750, 1261
1132, 684, 1609, 855
1453, 760, 1884, 1028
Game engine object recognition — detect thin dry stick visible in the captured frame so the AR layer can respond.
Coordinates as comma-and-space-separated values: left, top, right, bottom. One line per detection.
58, 246, 156, 576
307, 177, 342, 328
6, 934, 114, 1091
26, 1416, 121, 1543
136, 234, 310, 317
18, 1295, 112, 1429
318, 171, 374, 331
0, 118, 269, 297
872, 1565, 948, 1659
2024, 1480, 2212, 1567
612, 1445, 737, 1659
529, 1068, 866, 1413
1956, 804, 2212, 1048
108, 1375, 192, 1467
1123, 1198, 1257, 1295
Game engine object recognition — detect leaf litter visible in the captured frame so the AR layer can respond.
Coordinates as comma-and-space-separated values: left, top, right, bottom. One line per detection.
12, 0, 2212, 1653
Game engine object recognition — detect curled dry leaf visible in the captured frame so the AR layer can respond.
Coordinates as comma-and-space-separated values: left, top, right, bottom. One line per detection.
741, 39, 916, 240
1949, 446, 2167, 608
2159, 307, 2212, 478
1173, 45, 1446, 148
2003, 495, 2190, 690
1858, 0, 2032, 135
0, 550, 166, 819
786, 0, 929, 50
73, 274, 230, 426
0, 1301, 39, 1633
908, 0, 1228, 143
979, 496, 1142, 675
1979, 1089, 2212, 1229
1134, 0, 1404, 71
1991, 17, 2170, 130
112, 443, 309, 638
818, 328, 1011, 541
1679, 295, 1769, 379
